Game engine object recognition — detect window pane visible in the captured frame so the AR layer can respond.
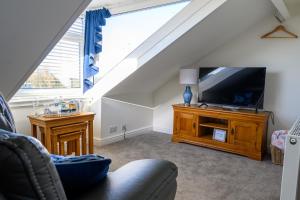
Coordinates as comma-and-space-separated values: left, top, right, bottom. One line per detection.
22, 18, 83, 89
96, 2, 189, 80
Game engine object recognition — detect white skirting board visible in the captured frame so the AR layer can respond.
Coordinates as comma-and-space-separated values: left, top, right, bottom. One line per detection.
94, 126, 153, 147
153, 127, 172, 135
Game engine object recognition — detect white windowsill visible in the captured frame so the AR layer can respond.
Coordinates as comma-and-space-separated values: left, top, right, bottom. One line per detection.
9, 96, 88, 108
9, 89, 87, 108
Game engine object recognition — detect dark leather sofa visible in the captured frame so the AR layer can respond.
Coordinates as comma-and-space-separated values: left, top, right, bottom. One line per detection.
0, 94, 178, 200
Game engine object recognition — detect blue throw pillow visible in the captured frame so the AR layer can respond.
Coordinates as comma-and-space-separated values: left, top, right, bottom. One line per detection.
50, 154, 111, 196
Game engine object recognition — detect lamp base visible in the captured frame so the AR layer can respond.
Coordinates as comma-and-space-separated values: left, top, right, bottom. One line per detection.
183, 86, 193, 106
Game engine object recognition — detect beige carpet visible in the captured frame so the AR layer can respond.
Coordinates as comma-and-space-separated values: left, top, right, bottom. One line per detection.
95, 132, 282, 200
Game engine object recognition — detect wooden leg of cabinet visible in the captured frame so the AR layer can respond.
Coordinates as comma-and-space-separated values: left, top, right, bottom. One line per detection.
172, 136, 180, 143
248, 153, 263, 161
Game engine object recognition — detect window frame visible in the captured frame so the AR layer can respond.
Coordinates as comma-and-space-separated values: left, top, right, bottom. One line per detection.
94, 1, 190, 82
13, 18, 84, 100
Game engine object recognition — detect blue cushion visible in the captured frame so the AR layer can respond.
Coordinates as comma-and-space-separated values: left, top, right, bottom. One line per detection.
50, 154, 111, 195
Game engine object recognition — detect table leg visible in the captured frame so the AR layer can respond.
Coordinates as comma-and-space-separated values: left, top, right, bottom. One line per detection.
88, 120, 94, 154
67, 141, 75, 154
82, 129, 87, 155
75, 139, 80, 156
44, 127, 52, 153
52, 135, 58, 155
31, 124, 37, 138
39, 127, 45, 145
60, 141, 65, 155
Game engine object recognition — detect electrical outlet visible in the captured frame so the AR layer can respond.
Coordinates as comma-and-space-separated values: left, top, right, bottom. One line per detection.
122, 125, 127, 132
109, 126, 117, 134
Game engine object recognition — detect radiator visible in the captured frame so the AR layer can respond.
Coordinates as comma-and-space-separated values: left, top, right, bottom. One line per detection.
280, 119, 300, 200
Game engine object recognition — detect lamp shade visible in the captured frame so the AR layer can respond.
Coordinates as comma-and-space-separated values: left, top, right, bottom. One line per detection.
179, 68, 198, 85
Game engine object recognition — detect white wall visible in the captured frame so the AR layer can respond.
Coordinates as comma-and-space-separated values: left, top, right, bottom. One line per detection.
153, 74, 197, 133
10, 106, 36, 135
153, 15, 300, 141
93, 97, 153, 145
106, 93, 154, 107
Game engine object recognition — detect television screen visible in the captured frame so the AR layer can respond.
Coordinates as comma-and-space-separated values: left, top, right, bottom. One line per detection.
198, 67, 266, 109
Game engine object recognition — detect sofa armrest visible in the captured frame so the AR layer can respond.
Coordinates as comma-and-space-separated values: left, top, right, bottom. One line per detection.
75, 159, 178, 200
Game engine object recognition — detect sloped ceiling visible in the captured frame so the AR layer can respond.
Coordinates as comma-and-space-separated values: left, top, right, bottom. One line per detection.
106, 0, 274, 104
0, 0, 90, 100
284, 0, 300, 16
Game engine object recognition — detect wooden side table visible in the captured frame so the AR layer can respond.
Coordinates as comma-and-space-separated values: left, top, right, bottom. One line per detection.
51, 122, 88, 155
28, 112, 95, 154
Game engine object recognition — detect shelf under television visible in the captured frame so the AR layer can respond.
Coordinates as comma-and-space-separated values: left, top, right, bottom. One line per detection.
197, 134, 228, 145
199, 122, 228, 130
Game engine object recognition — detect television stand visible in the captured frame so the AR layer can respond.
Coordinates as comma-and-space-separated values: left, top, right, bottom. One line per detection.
172, 104, 269, 160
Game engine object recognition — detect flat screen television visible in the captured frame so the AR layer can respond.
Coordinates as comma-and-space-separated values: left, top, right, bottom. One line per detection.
198, 67, 266, 109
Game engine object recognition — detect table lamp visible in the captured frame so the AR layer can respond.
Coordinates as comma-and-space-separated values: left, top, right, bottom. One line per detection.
179, 68, 198, 106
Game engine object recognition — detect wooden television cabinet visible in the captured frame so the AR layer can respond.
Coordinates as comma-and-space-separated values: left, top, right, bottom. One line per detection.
172, 104, 269, 160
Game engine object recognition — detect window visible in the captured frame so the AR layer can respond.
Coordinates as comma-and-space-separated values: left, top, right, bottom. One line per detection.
95, 1, 189, 80
21, 18, 83, 90
13, 2, 189, 100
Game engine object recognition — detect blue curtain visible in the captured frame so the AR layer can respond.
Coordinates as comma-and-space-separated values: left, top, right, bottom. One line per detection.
83, 8, 111, 93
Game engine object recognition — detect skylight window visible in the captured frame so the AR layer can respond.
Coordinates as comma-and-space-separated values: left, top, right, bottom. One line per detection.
95, 1, 189, 80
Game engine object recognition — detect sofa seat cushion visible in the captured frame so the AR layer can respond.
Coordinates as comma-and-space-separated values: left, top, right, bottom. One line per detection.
50, 154, 111, 196
74, 159, 178, 200
0, 130, 67, 200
